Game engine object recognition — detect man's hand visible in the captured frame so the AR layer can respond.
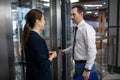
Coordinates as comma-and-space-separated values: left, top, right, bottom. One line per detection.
82, 70, 90, 80
59, 50, 65, 55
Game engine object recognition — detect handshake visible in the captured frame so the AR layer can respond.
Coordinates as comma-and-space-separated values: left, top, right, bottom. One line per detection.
48, 50, 65, 61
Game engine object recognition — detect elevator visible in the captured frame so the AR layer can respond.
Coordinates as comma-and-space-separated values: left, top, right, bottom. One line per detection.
0, 0, 120, 80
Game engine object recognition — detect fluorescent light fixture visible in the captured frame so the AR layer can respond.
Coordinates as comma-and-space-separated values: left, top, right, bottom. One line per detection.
70, 0, 79, 3
86, 11, 92, 14
12, 9, 17, 12
85, 7, 87, 9
103, 2, 106, 5
84, 4, 103, 7
43, 3, 50, 7
41, 0, 49, 2
95, 12, 98, 15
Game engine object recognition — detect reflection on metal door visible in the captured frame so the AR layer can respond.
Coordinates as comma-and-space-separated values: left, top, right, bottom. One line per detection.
11, 0, 31, 80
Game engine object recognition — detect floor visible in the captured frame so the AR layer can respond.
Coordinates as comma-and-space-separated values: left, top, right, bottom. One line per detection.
15, 58, 120, 80
95, 62, 120, 80
103, 73, 120, 80
15, 65, 120, 80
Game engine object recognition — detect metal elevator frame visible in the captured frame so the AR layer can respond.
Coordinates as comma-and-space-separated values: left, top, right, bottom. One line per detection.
50, 0, 72, 80
0, 0, 15, 80
50, 0, 62, 80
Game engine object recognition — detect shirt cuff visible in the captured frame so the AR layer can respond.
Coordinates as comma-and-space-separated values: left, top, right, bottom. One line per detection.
64, 46, 72, 53
85, 62, 94, 70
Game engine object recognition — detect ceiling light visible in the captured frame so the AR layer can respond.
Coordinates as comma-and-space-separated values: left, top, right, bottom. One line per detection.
103, 2, 106, 5
70, 0, 79, 3
85, 7, 87, 9
95, 12, 98, 15
43, 3, 50, 7
84, 4, 103, 7
41, 0, 49, 2
86, 11, 92, 14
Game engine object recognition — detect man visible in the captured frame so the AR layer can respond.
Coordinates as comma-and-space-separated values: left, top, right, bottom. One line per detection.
60, 5, 97, 80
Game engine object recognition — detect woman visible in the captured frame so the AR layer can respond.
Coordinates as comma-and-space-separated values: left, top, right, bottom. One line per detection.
22, 9, 57, 80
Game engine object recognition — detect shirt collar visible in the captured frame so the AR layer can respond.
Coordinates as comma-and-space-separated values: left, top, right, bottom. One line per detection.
31, 29, 40, 35
77, 19, 85, 28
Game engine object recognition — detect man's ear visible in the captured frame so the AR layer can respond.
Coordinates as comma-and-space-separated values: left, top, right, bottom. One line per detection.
35, 19, 39, 24
80, 12, 84, 16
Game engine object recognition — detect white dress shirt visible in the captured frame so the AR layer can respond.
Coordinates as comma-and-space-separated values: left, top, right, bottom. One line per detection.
64, 20, 97, 70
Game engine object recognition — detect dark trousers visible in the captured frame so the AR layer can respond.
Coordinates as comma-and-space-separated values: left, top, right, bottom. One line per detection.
74, 61, 95, 78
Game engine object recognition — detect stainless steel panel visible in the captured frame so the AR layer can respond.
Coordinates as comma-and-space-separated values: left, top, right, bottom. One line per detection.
50, 0, 62, 80
0, 0, 15, 80
117, 0, 120, 67
32, 0, 36, 9
109, 0, 117, 26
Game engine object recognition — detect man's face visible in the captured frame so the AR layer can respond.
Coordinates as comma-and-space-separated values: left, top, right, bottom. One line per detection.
71, 8, 83, 24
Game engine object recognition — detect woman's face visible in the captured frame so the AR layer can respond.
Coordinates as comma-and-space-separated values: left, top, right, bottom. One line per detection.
39, 15, 45, 30
36, 15, 45, 30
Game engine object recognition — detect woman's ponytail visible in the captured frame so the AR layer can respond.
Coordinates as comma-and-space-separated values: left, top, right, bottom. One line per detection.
22, 9, 43, 48
22, 23, 30, 48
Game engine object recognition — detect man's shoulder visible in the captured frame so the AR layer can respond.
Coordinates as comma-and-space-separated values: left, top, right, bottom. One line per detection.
81, 22, 96, 33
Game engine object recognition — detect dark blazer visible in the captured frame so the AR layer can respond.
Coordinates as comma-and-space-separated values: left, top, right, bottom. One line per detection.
25, 31, 51, 80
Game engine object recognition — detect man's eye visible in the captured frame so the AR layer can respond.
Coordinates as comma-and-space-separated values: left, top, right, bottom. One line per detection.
72, 14, 75, 16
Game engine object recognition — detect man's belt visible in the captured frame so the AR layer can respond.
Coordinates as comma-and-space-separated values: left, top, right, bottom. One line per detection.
75, 60, 86, 63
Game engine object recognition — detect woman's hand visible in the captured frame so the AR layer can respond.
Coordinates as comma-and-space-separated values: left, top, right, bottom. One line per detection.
49, 51, 57, 61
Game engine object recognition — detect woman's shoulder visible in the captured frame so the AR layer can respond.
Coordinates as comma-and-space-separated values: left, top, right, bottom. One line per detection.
29, 31, 44, 42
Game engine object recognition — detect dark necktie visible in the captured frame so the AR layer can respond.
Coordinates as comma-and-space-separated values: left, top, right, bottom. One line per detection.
72, 26, 78, 59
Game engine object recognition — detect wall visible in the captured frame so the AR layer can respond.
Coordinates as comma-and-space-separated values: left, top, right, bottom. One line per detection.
109, 0, 120, 73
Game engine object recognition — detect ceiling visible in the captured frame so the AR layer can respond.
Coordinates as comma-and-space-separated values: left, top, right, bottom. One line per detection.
72, 0, 108, 20
11, 0, 108, 20
11, 0, 50, 9
11, 0, 108, 10
72, 0, 108, 11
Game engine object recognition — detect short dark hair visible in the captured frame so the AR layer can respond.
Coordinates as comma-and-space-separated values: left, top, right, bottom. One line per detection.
72, 5, 85, 13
